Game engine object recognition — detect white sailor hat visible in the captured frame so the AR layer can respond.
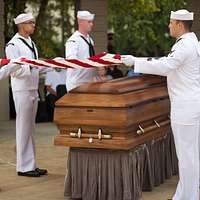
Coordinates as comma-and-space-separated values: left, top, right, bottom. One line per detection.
77, 10, 95, 21
170, 9, 194, 21
14, 13, 35, 25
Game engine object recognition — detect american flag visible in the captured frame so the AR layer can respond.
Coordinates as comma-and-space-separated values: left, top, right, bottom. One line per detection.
0, 52, 122, 69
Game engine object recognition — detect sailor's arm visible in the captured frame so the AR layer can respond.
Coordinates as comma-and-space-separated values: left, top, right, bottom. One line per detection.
5, 44, 31, 77
122, 41, 189, 76
0, 64, 21, 80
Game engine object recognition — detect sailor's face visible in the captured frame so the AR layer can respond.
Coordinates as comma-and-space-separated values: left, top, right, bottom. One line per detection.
168, 19, 179, 38
82, 19, 94, 33
21, 20, 36, 35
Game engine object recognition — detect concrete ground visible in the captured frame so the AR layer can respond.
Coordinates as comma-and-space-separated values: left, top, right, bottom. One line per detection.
0, 120, 178, 200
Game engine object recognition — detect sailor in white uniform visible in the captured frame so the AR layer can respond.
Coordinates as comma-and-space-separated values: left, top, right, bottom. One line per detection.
5, 13, 47, 177
122, 10, 200, 200
65, 10, 96, 91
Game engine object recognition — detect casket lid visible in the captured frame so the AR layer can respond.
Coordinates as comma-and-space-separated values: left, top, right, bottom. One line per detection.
56, 75, 168, 108
71, 75, 165, 94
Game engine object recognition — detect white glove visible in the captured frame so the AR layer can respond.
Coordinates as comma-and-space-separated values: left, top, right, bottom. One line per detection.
121, 55, 136, 67
53, 57, 65, 61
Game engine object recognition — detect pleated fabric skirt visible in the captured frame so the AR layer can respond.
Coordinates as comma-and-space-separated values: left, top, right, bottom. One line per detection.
64, 131, 178, 200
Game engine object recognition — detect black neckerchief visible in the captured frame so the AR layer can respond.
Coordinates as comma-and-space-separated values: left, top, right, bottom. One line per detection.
80, 35, 95, 56
18, 38, 37, 59
176, 38, 182, 43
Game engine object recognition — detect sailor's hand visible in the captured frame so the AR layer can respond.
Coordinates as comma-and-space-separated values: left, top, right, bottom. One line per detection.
53, 57, 65, 61
121, 55, 136, 67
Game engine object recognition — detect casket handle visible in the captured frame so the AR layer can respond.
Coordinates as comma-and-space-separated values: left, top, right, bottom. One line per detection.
77, 128, 82, 138
70, 128, 112, 141
97, 129, 112, 139
137, 125, 145, 135
154, 120, 160, 127
136, 119, 170, 135
70, 128, 82, 138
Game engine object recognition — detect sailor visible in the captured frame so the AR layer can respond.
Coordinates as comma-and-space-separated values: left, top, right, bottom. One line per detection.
122, 9, 200, 200
5, 13, 48, 177
65, 10, 96, 91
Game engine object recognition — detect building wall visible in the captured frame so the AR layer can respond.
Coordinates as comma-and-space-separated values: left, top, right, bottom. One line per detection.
0, 0, 10, 120
78, 0, 108, 54
187, 0, 200, 39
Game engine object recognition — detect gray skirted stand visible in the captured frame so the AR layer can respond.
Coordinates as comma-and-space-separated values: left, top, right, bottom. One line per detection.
64, 132, 178, 200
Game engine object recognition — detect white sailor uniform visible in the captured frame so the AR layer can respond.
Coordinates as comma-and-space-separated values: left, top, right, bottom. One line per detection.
134, 32, 200, 200
65, 31, 96, 91
5, 33, 39, 172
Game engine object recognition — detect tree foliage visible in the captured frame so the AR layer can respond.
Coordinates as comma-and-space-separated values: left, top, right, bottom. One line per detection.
4, 0, 187, 58
108, 0, 187, 56
4, 0, 74, 58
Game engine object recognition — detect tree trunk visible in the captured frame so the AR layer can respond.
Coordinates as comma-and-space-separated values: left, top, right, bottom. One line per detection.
33, 0, 49, 41
74, 0, 80, 30
61, 0, 65, 56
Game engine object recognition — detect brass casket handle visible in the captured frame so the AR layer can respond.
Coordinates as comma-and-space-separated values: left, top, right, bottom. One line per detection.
70, 128, 82, 138
70, 128, 112, 143
136, 118, 170, 135
136, 125, 145, 135
154, 120, 160, 127
97, 129, 112, 139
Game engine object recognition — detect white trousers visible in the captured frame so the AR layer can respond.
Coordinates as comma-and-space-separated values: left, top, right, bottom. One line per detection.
171, 121, 200, 200
13, 90, 38, 172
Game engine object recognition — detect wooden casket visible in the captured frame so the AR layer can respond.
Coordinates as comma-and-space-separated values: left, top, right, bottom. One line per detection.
54, 75, 170, 150
54, 76, 177, 200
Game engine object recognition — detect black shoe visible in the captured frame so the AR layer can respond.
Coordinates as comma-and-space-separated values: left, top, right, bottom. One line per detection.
17, 170, 40, 177
35, 168, 48, 175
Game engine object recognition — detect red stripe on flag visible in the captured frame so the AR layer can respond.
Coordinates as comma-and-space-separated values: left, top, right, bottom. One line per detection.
20, 58, 50, 67
90, 52, 107, 59
67, 59, 94, 68
0, 59, 10, 65
89, 53, 121, 65
89, 58, 117, 65
113, 54, 121, 60
43, 59, 73, 69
